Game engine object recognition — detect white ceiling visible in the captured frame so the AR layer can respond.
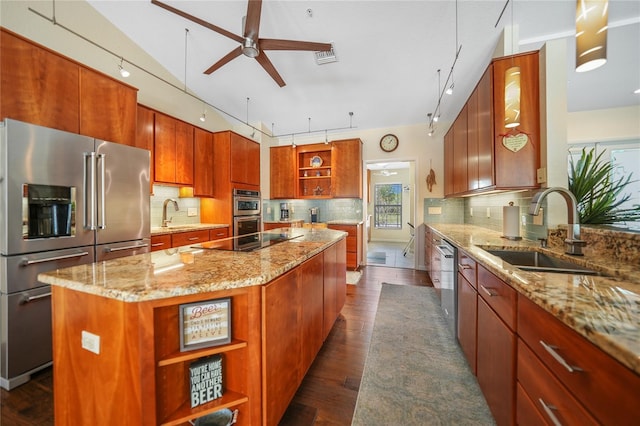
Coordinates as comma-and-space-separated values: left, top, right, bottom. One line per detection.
87, 0, 640, 138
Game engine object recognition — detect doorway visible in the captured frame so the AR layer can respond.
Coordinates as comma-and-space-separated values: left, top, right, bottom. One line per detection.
364, 160, 416, 269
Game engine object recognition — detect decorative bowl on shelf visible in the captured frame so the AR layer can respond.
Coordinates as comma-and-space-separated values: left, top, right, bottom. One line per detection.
310, 155, 323, 168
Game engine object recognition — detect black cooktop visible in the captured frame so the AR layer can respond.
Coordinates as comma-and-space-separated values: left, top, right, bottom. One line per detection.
194, 232, 303, 252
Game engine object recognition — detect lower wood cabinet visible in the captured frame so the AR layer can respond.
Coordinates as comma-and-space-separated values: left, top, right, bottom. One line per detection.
457, 272, 477, 375
327, 223, 362, 270
151, 227, 229, 252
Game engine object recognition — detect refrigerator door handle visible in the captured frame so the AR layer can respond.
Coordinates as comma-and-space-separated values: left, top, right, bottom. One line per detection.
97, 153, 106, 230
84, 152, 97, 230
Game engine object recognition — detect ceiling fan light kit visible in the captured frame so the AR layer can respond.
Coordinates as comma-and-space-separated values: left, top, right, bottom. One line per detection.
575, 0, 608, 73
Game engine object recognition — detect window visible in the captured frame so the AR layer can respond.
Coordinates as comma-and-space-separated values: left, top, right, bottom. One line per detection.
373, 183, 402, 229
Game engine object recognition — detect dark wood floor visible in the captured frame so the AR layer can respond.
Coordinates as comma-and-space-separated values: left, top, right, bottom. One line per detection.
0, 265, 430, 425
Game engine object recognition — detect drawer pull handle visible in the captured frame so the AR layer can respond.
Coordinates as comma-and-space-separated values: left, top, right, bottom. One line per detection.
151, 242, 165, 247
480, 284, 496, 297
20, 292, 52, 304
540, 340, 582, 373
188, 237, 199, 241
458, 263, 472, 270
538, 398, 563, 426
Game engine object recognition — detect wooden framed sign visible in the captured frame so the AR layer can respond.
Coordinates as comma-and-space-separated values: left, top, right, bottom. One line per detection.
179, 298, 231, 351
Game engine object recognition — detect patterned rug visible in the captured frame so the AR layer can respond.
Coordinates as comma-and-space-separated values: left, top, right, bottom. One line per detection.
352, 284, 495, 425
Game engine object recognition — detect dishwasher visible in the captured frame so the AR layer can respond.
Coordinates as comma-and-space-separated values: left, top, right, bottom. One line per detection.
434, 239, 457, 337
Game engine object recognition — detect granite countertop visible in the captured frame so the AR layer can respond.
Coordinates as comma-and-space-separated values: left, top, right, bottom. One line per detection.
263, 219, 304, 224
325, 219, 364, 225
428, 223, 640, 374
150, 223, 228, 236
38, 228, 346, 303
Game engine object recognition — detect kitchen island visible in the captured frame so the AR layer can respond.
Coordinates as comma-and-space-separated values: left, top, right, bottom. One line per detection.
37, 228, 347, 426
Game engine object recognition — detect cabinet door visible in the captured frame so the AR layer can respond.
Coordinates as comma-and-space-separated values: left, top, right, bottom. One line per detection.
477, 297, 516, 426
194, 128, 214, 197
332, 139, 363, 198
270, 146, 296, 199
79, 67, 137, 145
209, 227, 229, 240
0, 29, 80, 133
154, 113, 177, 183
477, 66, 494, 189
457, 273, 477, 375
335, 237, 347, 314
323, 243, 337, 339
150, 234, 171, 252
443, 130, 454, 196
135, 105, 155, 191
300, 255, 324, 377
175, 120, 194, 185
453, 105, 468, 194
467, 87, 479, 191
230, 133, 260, 186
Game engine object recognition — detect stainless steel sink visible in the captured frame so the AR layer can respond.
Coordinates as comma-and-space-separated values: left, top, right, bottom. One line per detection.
484, 249, 602, 275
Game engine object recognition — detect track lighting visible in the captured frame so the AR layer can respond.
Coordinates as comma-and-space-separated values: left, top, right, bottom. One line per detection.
200, 111, 206, 122
446, 82, 454, 95
118, 57, 130, 78
575, 0, 608, 72
433, 115, 439, 123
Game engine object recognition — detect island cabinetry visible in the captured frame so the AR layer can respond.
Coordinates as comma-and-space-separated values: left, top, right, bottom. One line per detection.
456, 249, 477, 374
51, 284, 262, 426
332, 138, 363, 198
193, 128, 215, 197
517, 295, 640, 425
327, 223, 362, 270
322, 238, 347, 339
270, 146, 297, 199
297, 143, 333, 199
476, 264, 516, 426
154, 113, 194, 186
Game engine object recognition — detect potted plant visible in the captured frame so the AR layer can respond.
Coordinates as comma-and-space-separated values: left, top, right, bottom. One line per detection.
569, 147, 640, 225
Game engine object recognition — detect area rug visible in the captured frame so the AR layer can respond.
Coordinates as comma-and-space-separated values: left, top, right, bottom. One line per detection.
346, 270, 362, 285
352, 284, 495, 425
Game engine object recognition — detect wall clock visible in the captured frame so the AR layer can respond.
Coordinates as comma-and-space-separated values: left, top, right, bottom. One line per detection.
379, 134, 399, 152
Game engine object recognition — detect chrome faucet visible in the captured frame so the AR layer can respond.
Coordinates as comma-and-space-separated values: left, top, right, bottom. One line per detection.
529, 187, 586, 255
162, 199, 179, 227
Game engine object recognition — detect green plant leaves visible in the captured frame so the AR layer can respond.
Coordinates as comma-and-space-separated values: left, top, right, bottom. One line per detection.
569, 147, 640, 225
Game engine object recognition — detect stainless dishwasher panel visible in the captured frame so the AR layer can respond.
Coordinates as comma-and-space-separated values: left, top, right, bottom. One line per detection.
438, 240, 457, 338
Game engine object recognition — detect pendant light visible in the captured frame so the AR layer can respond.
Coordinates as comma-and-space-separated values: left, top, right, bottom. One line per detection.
576, 0, 608, 72
504, 0, 521, 129
118, 57, 130, 78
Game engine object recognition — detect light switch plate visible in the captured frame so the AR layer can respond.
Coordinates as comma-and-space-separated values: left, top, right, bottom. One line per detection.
187, 207, 197, 217
428, 207, 442, 215
81, 330, 100, 354
486, 207, 491, 218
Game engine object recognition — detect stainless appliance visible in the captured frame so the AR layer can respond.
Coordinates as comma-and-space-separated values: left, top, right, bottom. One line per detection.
309, 207, 319, 223
436, 239, 457, 337
232, 189, 261, 250
280, 202, 290, 221
0, 119, 150, 390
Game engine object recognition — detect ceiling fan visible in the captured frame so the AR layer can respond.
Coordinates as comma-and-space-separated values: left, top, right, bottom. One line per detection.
151, 0, 333, 87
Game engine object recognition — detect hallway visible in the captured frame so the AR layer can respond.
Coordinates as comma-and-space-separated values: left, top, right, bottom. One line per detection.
366, 241, 415, 269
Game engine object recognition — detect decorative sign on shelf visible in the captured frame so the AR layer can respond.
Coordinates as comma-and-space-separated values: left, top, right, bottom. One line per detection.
179, 297, 231, 352
502, 133, 529, 153
189, 355, 224, 408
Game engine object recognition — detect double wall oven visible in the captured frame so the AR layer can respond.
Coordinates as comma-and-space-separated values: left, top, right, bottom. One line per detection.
232, 189, 262, 251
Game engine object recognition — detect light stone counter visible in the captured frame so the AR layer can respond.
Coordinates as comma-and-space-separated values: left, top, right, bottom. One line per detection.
428, 223, 640, 374
38, 228, 346, 303
150, 223, 229, 235
326, 219, 364, 225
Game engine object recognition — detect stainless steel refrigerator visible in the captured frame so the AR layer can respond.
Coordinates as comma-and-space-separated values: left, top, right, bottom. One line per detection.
0, 118, 150, 390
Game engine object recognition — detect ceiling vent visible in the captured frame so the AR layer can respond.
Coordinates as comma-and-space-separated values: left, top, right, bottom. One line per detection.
314, 44, 337, 65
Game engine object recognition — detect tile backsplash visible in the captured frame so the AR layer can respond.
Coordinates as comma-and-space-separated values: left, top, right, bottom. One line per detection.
262, 198, 363, 223
150, 185, 201, 228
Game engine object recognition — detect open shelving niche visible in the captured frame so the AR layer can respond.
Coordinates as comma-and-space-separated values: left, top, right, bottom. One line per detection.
297, 145, 333, 198
152, 287, 258, 426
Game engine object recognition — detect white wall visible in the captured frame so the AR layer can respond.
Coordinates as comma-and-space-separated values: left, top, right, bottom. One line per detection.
568, 105, 640, 143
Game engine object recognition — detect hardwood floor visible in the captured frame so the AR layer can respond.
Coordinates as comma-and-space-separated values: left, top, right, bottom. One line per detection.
0, 266, 431, 426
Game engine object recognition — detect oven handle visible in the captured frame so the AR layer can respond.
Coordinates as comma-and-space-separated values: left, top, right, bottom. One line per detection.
21, 251, 91, 266
434, 244, 454, 258
20, 292, 52, 304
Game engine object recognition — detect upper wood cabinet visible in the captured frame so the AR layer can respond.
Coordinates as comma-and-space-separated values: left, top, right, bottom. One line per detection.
332, 138, 363, 198
154, 112, 194, 186
445, 51, 540, 197
229, 132, 260, 186
135, 104, 155, 192
270, 146, 297, 199
79, 67, 137, 144
193, 127, 214, 197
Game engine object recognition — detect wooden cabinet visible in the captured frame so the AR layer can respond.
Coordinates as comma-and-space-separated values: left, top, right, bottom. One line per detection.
297, 143, 333, 198
424, 227, 432, 271
151, 228, 229, 252
1, 29, 80, 133
445, 51, 539, 197
135, 105, 155, 190
79, 67, 137, 144
209, 227, 229, 240
150, 234, 171, 252
327, 223, 362, 270
456, 249, 477, 374
518, 295, 640, 425
193, 128, 215, 197
229, 132, 260, 186
171, 229, 210, 247
476, 265, 517, 426
270, 146, 297, 199
332, 138, 363, 198
263, 220, 303, 231
154, 113, 194, 185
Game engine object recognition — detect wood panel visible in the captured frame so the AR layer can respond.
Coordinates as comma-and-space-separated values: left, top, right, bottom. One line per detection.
335, 238, 347, 313
323, 243, 338, 340
193, 128, 214, 197
332, 138, 363, 198
300, 255, 325, 378
476, 66, 494, 189
154, 113, 177, 184
270, 146, 296, 199
171, 229, 210, 247
175, 119, 194, 185
0, 29, 80, 133
79, 67, 137, 145
467, 87, 479, 191
443, 129, 454, 196
135, 105, 155, 191
230, 132, 260, 186
453, 105, 468, 194
457, 273, 478, 375
150, 234, 171, 252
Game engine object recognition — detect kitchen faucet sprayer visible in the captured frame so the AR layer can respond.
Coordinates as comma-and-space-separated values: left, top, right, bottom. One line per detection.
162, 198, 179, 227
529, 187, 586, 255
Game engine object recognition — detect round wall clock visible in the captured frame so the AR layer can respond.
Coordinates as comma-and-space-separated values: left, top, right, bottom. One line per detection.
379, 134, 399, 152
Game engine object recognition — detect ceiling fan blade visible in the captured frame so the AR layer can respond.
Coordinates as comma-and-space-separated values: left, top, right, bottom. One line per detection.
151, 0, 244, 44
244, 0, 262, 40
204, 46, 243, 75
255, 53, 286, 87
260, 39, 332, 52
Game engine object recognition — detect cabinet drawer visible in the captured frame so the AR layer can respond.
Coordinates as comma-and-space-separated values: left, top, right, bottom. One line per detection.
209, 227, 229, 240
516, 383, 547, 426
457, 249, 477, 288
518, 295, 640, 425
328, 224, 356, 237
346, 252, 357, 269
150, 234, 171, 252
477, 264, 516, 331
171, 230, 210, 247
518, 339, 598, 426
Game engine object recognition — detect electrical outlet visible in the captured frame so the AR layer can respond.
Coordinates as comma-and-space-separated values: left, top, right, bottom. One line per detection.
267, 206, 272, 214
537, 167, 547, 184
187, 207, 197, 217
486, 207, 491, 218
470, 207, 474, 217
428, 207, 442, 215
81, 330, 100, 354
533, 207, 544, 225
